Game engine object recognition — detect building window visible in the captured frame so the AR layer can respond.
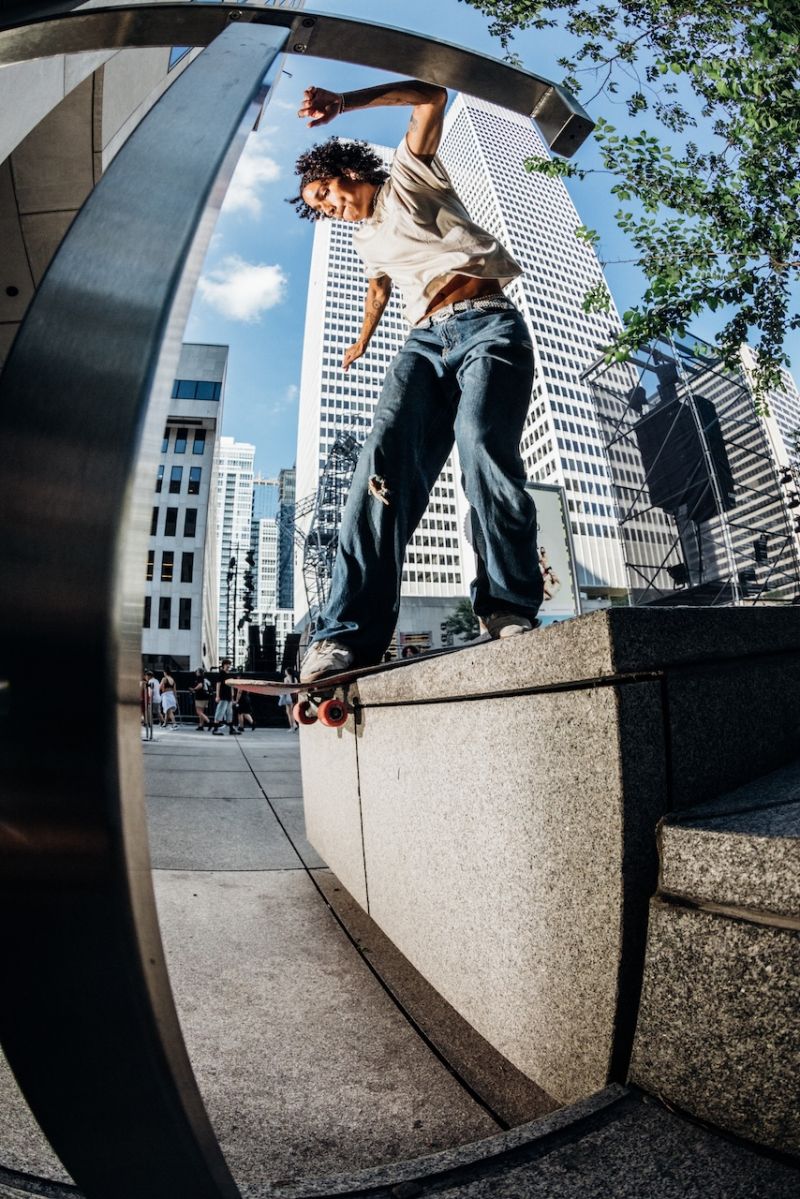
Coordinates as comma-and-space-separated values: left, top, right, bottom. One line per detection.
192, 429, 206, 455
180, 552, 194, 583
188, 467, 201, 495
174, 427, 188, 454
179, 598, 192, 630
146, 551, 154, 581
156, 464, 164, 493
143, 596, 151, 628
158, 597, 171, 629
169, 466, 182, 493
150, 507, 159, 536
168, 45, 190, 71
164, 507, 178, 537
161, 427, 169, 453
161, 551, 174, 582
171, 379, 221, 401
184, 508, 197, 538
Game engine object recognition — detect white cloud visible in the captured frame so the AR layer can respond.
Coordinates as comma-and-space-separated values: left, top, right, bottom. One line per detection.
197, 255, 287, 323
268, 383, 298, 416
222, 138, 280, 217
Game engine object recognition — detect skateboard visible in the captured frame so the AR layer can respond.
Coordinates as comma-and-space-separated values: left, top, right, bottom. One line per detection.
229, 639, 490, 729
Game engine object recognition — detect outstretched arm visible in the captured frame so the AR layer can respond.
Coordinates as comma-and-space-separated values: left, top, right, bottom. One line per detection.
343, 275, 393, 370
298, 80, 447, 160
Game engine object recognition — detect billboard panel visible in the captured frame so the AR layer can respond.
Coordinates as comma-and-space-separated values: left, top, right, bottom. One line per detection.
526, 483, 581, 622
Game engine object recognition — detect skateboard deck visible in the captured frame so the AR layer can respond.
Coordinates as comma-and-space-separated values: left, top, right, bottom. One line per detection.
229, 638, 490, 727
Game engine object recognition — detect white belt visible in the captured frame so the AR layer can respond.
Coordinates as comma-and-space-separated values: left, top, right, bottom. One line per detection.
416, 294, 513, 328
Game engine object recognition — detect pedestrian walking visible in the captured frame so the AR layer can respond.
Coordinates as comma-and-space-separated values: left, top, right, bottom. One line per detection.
141, 669, 153, 741
190, 668, 212, 730
145, 669, 161, 729
277, 670, 299, 731
236, 688, 256, 732
211, 659, 241, 735
159, 669, 178, 729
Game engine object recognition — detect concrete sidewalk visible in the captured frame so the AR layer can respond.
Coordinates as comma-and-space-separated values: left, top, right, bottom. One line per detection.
147, 726, 501, 1193
0, 725, 499, 1195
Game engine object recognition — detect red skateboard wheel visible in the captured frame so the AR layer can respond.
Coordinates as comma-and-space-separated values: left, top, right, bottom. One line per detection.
294, 700, 317, 726
317, 698, 349, 728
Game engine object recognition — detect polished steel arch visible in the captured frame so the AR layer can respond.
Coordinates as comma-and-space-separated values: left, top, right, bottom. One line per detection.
0, 3, 594, 156
0, 7, 593, 1197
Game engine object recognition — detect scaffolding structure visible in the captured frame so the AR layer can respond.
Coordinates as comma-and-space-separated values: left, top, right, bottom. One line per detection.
279, 431, 366, 627
584, 336, 800, 607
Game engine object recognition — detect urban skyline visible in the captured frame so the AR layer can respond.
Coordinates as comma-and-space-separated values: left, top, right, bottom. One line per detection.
212, 94, 800, 642
290, 93, 678, 634
182, 0, 800, 484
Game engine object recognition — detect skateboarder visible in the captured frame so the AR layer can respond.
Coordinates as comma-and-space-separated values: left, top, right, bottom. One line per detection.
292, 79, 543, 682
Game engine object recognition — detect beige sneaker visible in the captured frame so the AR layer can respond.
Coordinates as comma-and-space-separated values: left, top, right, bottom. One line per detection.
299, 639, 355, 683
485, 612, 534, 639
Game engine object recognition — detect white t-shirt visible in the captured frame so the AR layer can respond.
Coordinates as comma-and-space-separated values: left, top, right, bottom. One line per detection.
147, 678, 160, 707
352, 135, 522, 325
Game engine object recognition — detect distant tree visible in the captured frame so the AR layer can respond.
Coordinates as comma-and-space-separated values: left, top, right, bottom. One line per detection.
461, 0, 800, 397
441, 598, 480, 642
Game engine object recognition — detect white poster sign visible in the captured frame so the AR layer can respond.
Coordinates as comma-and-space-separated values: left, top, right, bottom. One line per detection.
526, 483, 581, 622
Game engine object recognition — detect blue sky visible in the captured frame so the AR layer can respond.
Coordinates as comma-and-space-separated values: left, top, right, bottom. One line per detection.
183, 0, 800, 480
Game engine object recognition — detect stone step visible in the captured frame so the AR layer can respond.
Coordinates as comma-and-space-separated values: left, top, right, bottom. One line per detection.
630, 761, 800, 1155
659, 758, 800, 917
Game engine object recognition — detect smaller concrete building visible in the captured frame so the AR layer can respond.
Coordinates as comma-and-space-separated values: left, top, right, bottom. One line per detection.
142, 343, 228, 671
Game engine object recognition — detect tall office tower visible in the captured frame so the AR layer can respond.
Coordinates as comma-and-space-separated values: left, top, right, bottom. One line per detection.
142, 343, 227, 671
741, 345, 800, 572
295, 144, 469, 644
251, 473, 296, 663
741, 346, 800, 471
252, 475, 281, 621
215, 436, 256, 666
277, 466, 296, 610
439, 94, 676, 603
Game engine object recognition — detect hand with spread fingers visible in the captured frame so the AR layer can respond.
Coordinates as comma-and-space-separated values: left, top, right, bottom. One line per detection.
298, 86, 343, 128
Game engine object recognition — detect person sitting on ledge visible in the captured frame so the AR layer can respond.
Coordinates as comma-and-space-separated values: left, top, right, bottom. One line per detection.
290, 79, 542, 682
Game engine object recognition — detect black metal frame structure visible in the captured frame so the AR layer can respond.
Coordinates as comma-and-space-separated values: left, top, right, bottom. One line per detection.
585, 336, 800, 608
0, 6, 593, 1196
302, 431, 363, 623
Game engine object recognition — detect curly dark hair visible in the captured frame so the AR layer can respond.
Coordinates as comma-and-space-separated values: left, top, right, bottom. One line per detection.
287, 137, 388, 220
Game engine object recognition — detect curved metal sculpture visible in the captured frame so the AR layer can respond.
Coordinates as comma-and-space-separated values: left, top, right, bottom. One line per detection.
0, 6, 594, 1196
0, 4, 594, 156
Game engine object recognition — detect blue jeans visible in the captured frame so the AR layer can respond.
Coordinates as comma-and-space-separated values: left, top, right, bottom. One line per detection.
314, 306, 543, 662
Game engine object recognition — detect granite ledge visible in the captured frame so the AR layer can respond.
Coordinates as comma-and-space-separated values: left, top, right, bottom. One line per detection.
355, 608, 800, 706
